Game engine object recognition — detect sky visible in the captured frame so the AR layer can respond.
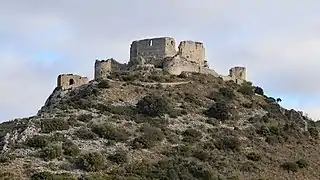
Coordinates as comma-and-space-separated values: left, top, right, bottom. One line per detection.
1, 0, 320, 122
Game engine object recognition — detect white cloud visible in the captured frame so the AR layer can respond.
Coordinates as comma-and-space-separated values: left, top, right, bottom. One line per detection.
0, 0, 320, 121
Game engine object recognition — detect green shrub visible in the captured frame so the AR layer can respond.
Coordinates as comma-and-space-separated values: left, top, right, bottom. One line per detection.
97, 80, 111, 88
296, 159, 309, 168
41, 145, 62, 161
41, 118, 69, 133
62, 141, 80, 157
219, 87, 235, 99
75, 128, 98, 140
0, 171, 14, 180
136, 94, 173, 117
205, 101, 230, 121
50, 132, 68, 142
215, 136, 241, 151
108, 151, 128, 164
91, 123, 129, 142
79, 152, 105, 171
308, 127, 319, 139
132, 124, 165, 149
77, 114, 94, 123
81, 172, 110, 180
26, 135, 49, 148
31, 171, 76, 180
240, 161, 258, 172
238, 83, 254, 96
192, 150, 210, 161
31, 171, 54, 180
281, 161, 299, 172
246, 152, 261, 161
254, 86, 264, 96
182, 128, 202, 143
184, 93, 202, 106
0, 154, 11, 164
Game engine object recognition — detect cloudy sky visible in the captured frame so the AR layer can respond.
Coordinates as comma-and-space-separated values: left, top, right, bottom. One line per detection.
1, 0, 320, 122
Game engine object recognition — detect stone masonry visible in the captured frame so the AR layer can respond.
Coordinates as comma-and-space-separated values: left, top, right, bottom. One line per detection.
94, 59, 112, 80
94, 58, 128, 80
56, 36, 248, 89
229, 67, 246, 80
57, 74, 89, 90
129, 37, 176, 67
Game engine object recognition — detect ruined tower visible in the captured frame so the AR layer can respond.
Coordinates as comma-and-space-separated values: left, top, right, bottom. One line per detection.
57, 74, 89, 89
94, 59, 112, 80
229, 67, 246, 80
129, 37, 176, 67
177, 41, 205, 65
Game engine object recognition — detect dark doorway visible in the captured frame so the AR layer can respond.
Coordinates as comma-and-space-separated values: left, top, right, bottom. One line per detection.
69, 79, 75, 85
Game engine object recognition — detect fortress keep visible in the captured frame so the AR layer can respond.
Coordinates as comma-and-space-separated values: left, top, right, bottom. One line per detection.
56, 36, 247, 89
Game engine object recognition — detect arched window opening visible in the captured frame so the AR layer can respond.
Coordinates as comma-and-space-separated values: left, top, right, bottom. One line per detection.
69, 79, 75, 85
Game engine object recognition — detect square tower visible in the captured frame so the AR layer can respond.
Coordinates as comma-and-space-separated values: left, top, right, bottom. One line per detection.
229, 67, 246, 80
129, 37, 176, 67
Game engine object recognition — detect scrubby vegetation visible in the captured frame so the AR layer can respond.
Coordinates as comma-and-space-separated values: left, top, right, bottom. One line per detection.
136, 93, 174, 117
0, 72, 319, 179
79, 152, 105, 171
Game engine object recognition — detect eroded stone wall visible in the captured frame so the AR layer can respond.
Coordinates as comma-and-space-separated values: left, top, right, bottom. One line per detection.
229, 67, 246, 80
95, 59, 127, 80
57, 74, 88, 89
129, 37, 206, 69
95, 60, 111, 80
178, 41, 205, 65
129, 37, 176, 67
163, 58, 218, 76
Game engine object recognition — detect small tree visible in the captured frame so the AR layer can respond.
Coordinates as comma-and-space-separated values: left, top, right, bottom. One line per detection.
254, 86, 264, 96
238, 83, 254, 96
136, 94, 173, 117
218, 87, 235, 100
276, 98, 282, 103
281, 161, 299, 172
205, 101, 230, 121
79, 152, 105, 172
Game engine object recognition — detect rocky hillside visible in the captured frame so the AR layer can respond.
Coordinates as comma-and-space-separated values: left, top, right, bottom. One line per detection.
0, 70, 319, 180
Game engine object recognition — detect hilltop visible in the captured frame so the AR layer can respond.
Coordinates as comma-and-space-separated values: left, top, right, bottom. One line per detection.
0, 70, 319, 180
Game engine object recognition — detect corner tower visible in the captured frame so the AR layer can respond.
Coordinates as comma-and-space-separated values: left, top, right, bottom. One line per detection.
229, 67, 246, 80
94, 59, 112, 80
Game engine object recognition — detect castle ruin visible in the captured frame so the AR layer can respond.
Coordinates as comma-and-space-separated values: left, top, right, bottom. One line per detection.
57, 74, 89, 90
56, 36, 247, 89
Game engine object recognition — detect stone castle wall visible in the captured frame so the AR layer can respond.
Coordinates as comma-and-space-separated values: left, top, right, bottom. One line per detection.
229, 67, 246, 80
178, 41, 205, 65
94, 60, 111, 80
56, 36, 248, 89
57, 74, 88, 89
129, 37, 206, 68
94, 59, 127, 80
129, 37, 176, 67
163, 57, 219, 76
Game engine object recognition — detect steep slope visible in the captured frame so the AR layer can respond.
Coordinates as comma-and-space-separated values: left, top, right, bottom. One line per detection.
0, 71, 319, 180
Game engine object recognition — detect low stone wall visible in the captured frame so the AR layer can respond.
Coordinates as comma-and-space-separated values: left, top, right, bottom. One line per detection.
163, 58, 218, 76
